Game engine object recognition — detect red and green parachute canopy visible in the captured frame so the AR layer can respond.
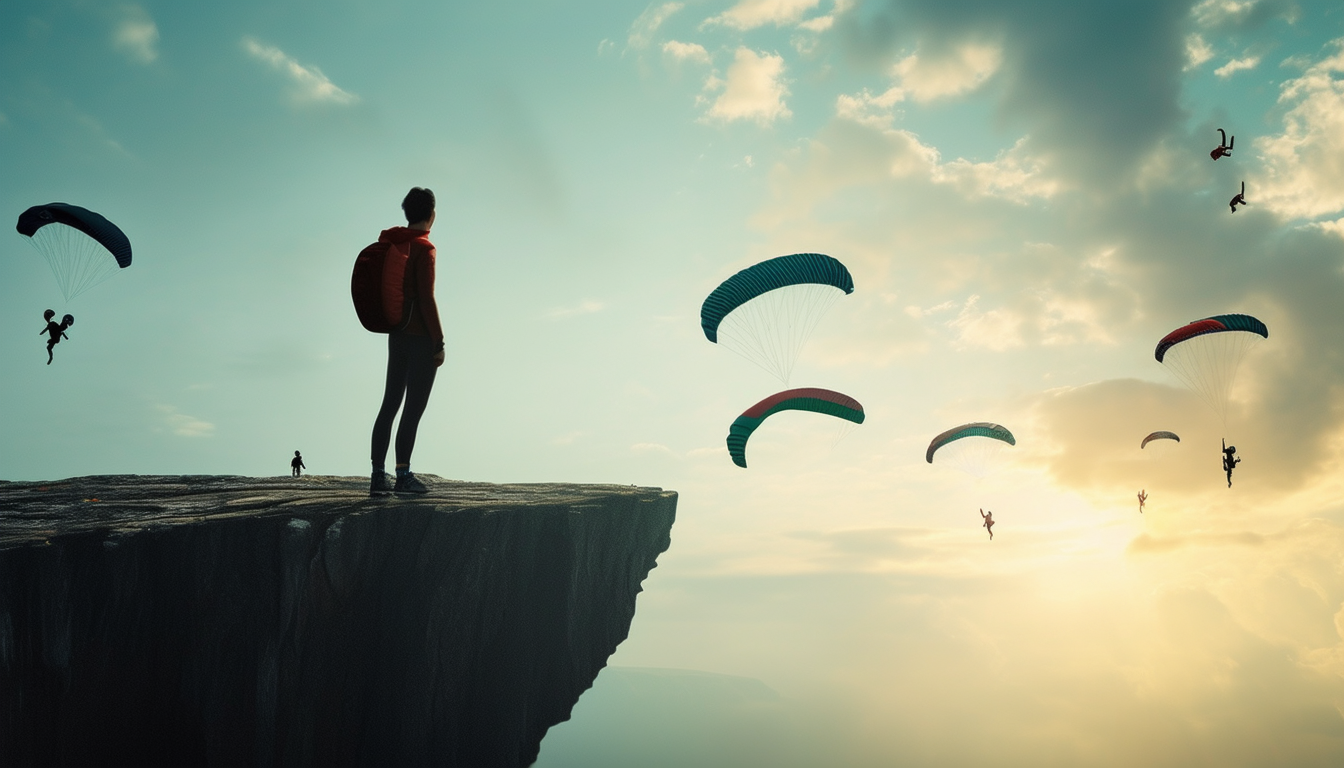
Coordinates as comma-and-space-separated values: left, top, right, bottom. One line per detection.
1140, 431, 1180, 449
726, 388, 865, 468
925, 422, 1015, 464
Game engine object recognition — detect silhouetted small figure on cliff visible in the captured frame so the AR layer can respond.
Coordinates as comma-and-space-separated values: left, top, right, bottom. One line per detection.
980, 508, 994, 540
1210, 128, 1233, 160
40, 310, 73, 365
291, 451, 305, 477
1138, 489, 1147, 513
1230, 181, 1247, 213
1222, 440, 1240, 488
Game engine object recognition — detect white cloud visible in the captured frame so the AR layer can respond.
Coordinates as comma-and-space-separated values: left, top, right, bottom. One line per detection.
1214, 55, 1261, 78
834, 42, 1001, 124
1184, 34, 1214, 70
628, 2, 683, 51
112, 5, 158, 64
933, 137, 1062, 203
946, 294, 1025, 351
547, 300, 605, 320
663, 40, 710, 65
703, 48, 791, 125
704, 0, 822, 30
156, 405, 214, 438
1255, 40, 1344, 219
241, 37, 357, 105
1192, 0, 1257, 26
828, 104, 1058, 203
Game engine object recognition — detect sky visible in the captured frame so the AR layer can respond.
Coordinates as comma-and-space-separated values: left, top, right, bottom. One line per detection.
4, 0, 1344, 765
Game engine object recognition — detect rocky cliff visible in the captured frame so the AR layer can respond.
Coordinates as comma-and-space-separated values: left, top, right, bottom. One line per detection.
0, 475, 676, 767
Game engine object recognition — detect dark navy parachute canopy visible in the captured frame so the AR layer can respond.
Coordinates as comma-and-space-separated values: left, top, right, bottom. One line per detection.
701, 253, 853, 343
17, 203, 132, 268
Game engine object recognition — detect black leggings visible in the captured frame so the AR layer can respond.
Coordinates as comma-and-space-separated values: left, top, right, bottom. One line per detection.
371, 333, 439, 467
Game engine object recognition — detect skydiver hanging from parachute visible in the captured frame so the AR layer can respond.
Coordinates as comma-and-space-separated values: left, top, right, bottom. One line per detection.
16, 203, 132, 363
1229, 181, 1247, 213
980, 509, 995, 540
39, 309, 74, 365
1210, 129, 1233, 160
1138, 489, 1147, 513
1222, 439, 1241, 487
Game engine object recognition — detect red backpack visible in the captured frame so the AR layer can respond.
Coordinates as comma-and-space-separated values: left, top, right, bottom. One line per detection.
351, 238, 420, 333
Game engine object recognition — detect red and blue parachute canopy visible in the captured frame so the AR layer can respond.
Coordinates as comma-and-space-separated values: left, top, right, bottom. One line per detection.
1154, 314, 1267, 362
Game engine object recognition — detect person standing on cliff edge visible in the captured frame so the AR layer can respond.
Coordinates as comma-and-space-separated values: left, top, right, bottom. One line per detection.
369, 187, 445, 495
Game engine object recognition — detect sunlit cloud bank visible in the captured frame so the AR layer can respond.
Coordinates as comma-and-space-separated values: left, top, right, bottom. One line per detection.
1256, 39, 1344, 221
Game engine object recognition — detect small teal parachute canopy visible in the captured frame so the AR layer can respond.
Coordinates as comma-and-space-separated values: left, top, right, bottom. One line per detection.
926, 422, 1016, 464
701, 253, 853, 343
727, 387, 865, 468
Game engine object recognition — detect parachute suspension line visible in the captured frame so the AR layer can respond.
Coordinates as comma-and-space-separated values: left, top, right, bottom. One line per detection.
715, 283, 843, 383
1161, 330, 1262, 425
27, 224, 122, 301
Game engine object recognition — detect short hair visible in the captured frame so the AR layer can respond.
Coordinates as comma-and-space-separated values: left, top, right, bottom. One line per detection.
402, 187, 435, 225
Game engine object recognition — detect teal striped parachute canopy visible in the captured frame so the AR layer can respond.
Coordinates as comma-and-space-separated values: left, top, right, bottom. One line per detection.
700, 253, 854, 383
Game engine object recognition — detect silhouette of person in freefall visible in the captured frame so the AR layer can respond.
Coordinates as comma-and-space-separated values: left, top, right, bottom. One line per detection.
1210, 128, 1233, 160
980, 508, 995, 540
1222, 439, 1240, 488
1230, 181, 1247, 213
1138, 489, 1147, 513
291, 450, 305, 477
40, 310, 73, 365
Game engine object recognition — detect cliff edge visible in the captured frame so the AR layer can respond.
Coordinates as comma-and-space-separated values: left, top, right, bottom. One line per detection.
0, 475, 677, 767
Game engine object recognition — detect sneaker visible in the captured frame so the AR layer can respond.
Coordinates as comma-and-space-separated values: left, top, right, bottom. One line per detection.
370, 471, 394, 496
393, 471, 429, 494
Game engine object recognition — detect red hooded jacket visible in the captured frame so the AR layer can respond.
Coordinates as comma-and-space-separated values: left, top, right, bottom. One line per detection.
378, 226, 444, 346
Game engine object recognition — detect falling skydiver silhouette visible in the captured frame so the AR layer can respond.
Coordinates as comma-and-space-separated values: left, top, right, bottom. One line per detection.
1222, 439, 1241, 488
1138, 489, 1147, 513
980, 508, 995, 540
39, 310, 73, 365
1230, 181, 1247, 213
1210, 128, 1234, 160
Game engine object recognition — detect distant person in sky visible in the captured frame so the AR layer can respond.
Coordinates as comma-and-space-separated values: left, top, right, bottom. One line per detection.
291, 451, 305, 477
1222, 439, 1241, 487
1229, 181, 1247, 213
40, 310, 73, 365
1210, 128, 1233, 160
980, 508, 994, 540
369, 187, 445, 495
1138, 489, 1147, 513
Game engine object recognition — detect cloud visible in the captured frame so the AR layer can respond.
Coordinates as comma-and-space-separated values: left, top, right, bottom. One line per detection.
241, 37, 357, 105
1255, 40, 1344, 220
546, 300, 604, 320
111, 4, 158, 64
704, 0, 823, 31
831, 1, 1189, 187
156, 405, 215, 438
663, 40, 711, 65
1192, 0, 1300, 29
628, 2, 683, 51
1185, 34, 1214, 69
1214, 55, 1261, 77
702, 48, 791, 125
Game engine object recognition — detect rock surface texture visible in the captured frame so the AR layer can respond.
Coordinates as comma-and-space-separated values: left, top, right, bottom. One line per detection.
0, 475, 676, 767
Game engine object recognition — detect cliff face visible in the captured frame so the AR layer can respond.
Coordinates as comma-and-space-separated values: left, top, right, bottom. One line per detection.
0, 475, 676, 768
